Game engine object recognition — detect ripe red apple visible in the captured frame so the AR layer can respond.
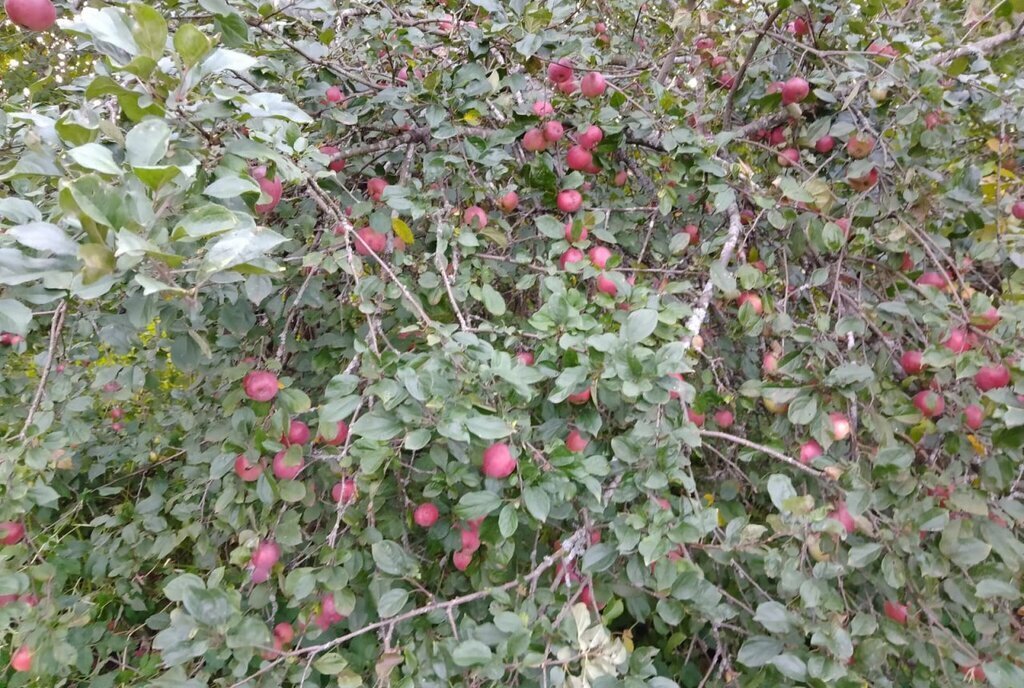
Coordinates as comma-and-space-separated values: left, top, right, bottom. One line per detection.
522, 128, 548, 152
737, 292, 763, 315
974, 364, 1010, 392
713, 409, 734, 428
463, 205, 488, 229
913, 390, 945, 417
460, 527, 481, 553
588, 246, 612, 268
560, 247, 585, 269
109, 407, 124, 421
577, 125, 603, 150
367, 177, 387, 201
964, 404, 984, 430
557, 189, 583, 213
923, 111, 942, 130
314, 594, 345, 629
452, 550, 473, 571
354, 227, 387, 256
883, 600, 908, 625
595, 21, 607, 34
943, 328, 971, 354
1012, 201, 1024, 220
10, 644, 32, 672
846, 134, 875, 159
686, 409, 705, 427
319, 145, 345, 172
482, 443, 516, 479
321, 420, 349, 446
566, 145, 593, 171
499, 191, 519, 213
900, 350, 924, 375
788, 17, 810, 36
566, 429, 588, 453
680, 224, 700, 247
284, 420, 310, 446
568, 388, 591, 405
111, 422, 124, 432
515, 351, 535, 365
564, 221, 588, 243
0, 521, 25, 546
813, 136, 835, 154
243, 370, 279, 402
234, 455, 263, 482
762, 352, 779, 375
614, 170, 628, 186
960, 665, 986, 682
900, 252, 914, 271
252, 540, 281, 570
916, 271, 950, 291
332, 479, 357, 503
547, 58, 574, 84
557, 79, 578, 95
542, 120, 564, 142
831, 500, 855, 533
971, 307, 1000, 331
532, 100, 554, 117
5, 0, 56, 31
835, 218, 852, 237
867, 41, 899, 57
781, 76, 810, 105
413, 503, 439, 528
799, 439, 822, 464
695, 37, 715, 51
325, 86, 344, 103
580, 71, 607, 98
829, 412, 852, 440
595, 274, 617, 296
273, 622, 294, 645
254, 174, 283, 213
847, 167, 878, 191
272, 451, 304, 480
777, 147, 800, 167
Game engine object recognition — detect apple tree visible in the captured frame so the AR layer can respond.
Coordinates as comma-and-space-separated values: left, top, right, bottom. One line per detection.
1, 0, 1024, 685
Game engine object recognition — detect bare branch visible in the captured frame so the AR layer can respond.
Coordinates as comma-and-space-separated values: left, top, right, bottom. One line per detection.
19, 300, 67, 441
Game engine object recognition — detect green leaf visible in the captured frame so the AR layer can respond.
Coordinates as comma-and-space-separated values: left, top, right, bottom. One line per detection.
8, 223, 77, 256
377, 589, 409, 618
623, 309, 658, 343
581, 543, 617, 573
451, 640, 493, 667
786, 392, 818, 425
847, 543, 883, 568
174, 24, 211, 68
125, 119, 170, 166
498, 503, 518, 537
204, 175, 261, 199
371, 541, 418, 577
163, 574, 205, 602
736, 636, 782, 667
0, 299, 32, 335
766, 474, 796, 513
68, 143, 122, 176
350, 411, 403, 441
455, 491, 502, 519
283, 568, 316, 600
200, 227, 287, 276
172, 205, 239, 240
313, 653, 349, 675
464, 414, 511, 440
522, 486, 550, 522
480, 283, 507, 316
754, 602, 793, 633
182, 587, 235, 627
129, 3, 168, 61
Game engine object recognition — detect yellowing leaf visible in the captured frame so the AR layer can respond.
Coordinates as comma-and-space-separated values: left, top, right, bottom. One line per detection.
463, 110, 481, 125
621, 628, 634, 652
391, 217, 414, 244
966, 434, 986, 455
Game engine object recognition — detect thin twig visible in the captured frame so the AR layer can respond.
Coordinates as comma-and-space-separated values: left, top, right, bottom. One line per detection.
698, 429, 827, 479
18, 300, 67, 441
723, 5, 784, 127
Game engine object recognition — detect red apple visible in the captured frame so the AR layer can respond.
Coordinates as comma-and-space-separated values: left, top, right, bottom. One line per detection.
482, 443, 516, 479
777, 147, 800, 167
788, 18, 810, 36
319, 145, 345, 172
460, 527, 481, 553
353, 227, 387, 256
763, 352, 779, 375
547, 59, 574, 84
313, 594, 345, 629
5, 0, 55, 30
713, 409, 734, 428
272, 451, 304, 480
768, 127, 786, 147
1012, 201, 1024, 220
577, 125, 603, 150
814, 135, 835, 153
557, 189, 583, 213
614, 170, 628, 186
943, 328, 971, 354
566, 145, 593, 171
234, 455, 263, 482
695, 37, 715, 51
588, 246, 612, 268
900, 350, 924, 375
0, 521, 25, 546
557, 79, 578, 95
687, 409, 705, 426
252, 540, 281, 570
913, 390, 945, 417
522, 128, 548, 152
900, 252, 914, 271
542, 120, 564, 142
321, 420, 349, 446
974, 364, 1010, 392
110, 407, 124, 420
916, 271, 950, 291
580, 71, 607, 98
781, 76, 810, 105
960, 665, 986, 682
560, 248, 585, 269
10, 644, 32, 672
499, 191, 519, 213
867, 41, 899, 57
567, 388, 591, 405
564, 220, 588, 243
566, 429, 588, 453
595, 274, 617, 296
516, 351, 535, 365
273, 622, 294, 645
463, 205, 488, 229
681, 224, 700, 247
800, 439, 822, 464
847, 167, 878, 191
964, 404, 984, 430
254, 175, 283, 213
284, 420, 311, 446
532, 100, 554, 117
332, 479, 357, 503
883, 600, 908, 625
452, 550, 473, 570
846, 134, 875, 159
243, 370, 279, 402
413, 503, 439, 528
325, 86, 344, 103
367, 177, 387, 201
971, 307, 1000, 331
737, 292, 763, 315
829, 412, 852, 440
831, 500, 855, 533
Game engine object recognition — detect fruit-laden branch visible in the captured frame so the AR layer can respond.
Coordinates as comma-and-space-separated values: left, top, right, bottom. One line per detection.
230, 527, 589, 687
17, 300, 67, 442
698, 429, 828, 479
679, 204, 743, 352
722, 5, 785, 126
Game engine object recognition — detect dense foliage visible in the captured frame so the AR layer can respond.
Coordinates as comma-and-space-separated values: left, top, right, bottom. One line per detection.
2, 0, 1024, 685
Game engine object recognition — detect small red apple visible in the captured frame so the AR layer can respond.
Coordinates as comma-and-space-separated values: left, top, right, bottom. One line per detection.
588, 246, 612, 268
560, 248, 585, 269
413, 503, 439, 528
532, 100, 554, 117
943, 328, 971, 354
788, 17, 810, 36
5, 0, 55, 31
974, 364, 1010, 392
567, 388, 591, 405
777, 148, 800, 167
547, 58, 574, 84
325, 86, 344, 103
846, 134, 875, 159
916, 271, 950, 291
577, 125, 603, 150
960, 664, 986, 682
353, 227, 387, 256
0, 521, 25, 546
557, 79, 578, 95
687, 409, 705, 427
883, 600, 908, 625
847, 167, 878, 191
557, 189, 583, 213
566, 429, 588, 453
452, 550, 473, 570
964, 404, 984, 430
313, 594, 346, 629
254, 174, 283, 213
780, 76, 810, 105
367, 177, 387, 201
463, 205, 488, 229
713, 409, 734, 428
913, 390, 945, 417
284, 420, 311, 446
10, 644, 32, 672
234, 455, 263, 482
971, 307, 1000, 331
515, 351, 535, 366
900, 350, 924, 375
566, 145, 593, 171
522, 128, 548, 152
243, 370, 279, 402
831, 500, 855, 533
814, 135, 835, 153
252, 540, 281, 570
681, 224, 700, 247
542, 120, 564, 142
580, 71, 607, 98
272, 451, 304, 480
273, 622, 294, 645
332, 479, 357, 503
1012, 201, 1024, 220
613, 170, 628, 186
762, 352, 779, 375
800, 439, 822, 464
829, 412, 852, 440
482, 443, 516, 479
737, 292, 763, 315
595, 274, 617, 296
321, 420, 349, 446
499, 191, 519, 213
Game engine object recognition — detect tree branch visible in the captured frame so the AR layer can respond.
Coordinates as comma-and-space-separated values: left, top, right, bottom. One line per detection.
698, 429, 827, 479
680, 204, 743, 352
723, 5, 784, 127
18, 300, 67, 441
